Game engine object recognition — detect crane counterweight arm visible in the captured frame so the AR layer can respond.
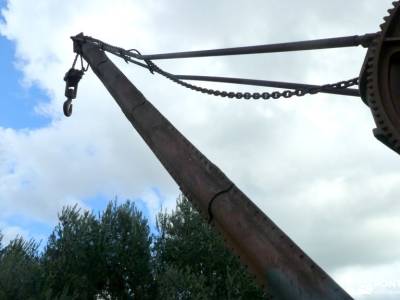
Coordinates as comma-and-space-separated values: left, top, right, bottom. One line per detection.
77, 40, 353, 300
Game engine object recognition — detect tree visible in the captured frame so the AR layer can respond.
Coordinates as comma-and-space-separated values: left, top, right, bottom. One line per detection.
43, 205, 103, 299
154, 195, 266, 300
100, 200, 153, 299
0, 236, 43, 300
43, 200, 153, 300
0, 196, 265, 299
157, 265, 213, 300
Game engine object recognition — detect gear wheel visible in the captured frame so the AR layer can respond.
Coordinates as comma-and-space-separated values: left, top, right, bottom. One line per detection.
360, 1, 400, 154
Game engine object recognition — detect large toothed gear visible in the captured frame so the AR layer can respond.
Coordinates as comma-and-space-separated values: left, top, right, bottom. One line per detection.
360, 1, 400, 154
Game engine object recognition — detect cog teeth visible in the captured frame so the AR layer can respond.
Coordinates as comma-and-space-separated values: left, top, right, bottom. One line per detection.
360, 1, 400, 155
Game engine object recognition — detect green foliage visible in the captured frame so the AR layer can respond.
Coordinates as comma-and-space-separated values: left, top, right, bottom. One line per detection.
154, 195, 266, 300
100, 200, 153, 299
0, 236, 43, 300
43, 205, 103, 299
0, 196, 265, 299
43, 200, 153, 300
157, 265, 212, 300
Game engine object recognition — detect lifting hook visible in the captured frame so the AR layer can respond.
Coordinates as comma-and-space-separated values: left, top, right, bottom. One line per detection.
63, 68, 84, 117
63, 49, 88, 117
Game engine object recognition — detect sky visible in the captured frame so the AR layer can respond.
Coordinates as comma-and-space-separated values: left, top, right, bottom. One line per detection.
0, 0, 399, 299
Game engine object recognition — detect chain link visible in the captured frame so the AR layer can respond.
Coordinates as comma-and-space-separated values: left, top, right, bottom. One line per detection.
74, 36, 359, 100
148, 61, 359, 100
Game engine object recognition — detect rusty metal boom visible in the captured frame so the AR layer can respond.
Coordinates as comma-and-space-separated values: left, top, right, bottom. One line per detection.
76, 41, 353, 300
60, 2, 400, 298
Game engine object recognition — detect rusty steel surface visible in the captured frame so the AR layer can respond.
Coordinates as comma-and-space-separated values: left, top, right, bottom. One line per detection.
139, 34, 376, 60
69, 1, 400, 156
60, 2, 400, 299
360, 1, 400, 155
78, 41, 353, 300
175, 74, 361, 97
72, 33, 361, 101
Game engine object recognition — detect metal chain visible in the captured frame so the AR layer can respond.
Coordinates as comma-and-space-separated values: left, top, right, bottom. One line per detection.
74, 35, 359, 100
148, 60, 359, 100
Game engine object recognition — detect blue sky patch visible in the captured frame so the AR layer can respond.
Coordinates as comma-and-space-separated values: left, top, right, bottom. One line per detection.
0, 17, 51, 129
83, 190, 163, 234
3, 213, 54, 250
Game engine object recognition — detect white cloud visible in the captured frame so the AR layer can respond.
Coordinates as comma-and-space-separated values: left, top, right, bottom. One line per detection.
334, 261, 400, 300
0, 0, 399, 298
0, 223, 28, 245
